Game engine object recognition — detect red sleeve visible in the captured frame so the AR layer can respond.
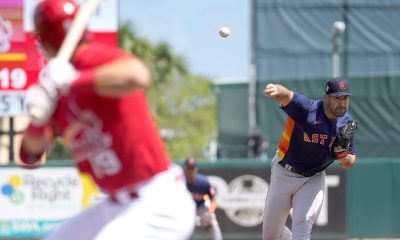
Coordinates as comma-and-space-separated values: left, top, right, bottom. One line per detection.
70, 69, 96, 94
70, 43, 127, 94
73, 43, 125, 69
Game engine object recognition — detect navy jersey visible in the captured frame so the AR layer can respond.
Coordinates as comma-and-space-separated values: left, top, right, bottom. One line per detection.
277, 92, 357, 172
186, 174, 215, 208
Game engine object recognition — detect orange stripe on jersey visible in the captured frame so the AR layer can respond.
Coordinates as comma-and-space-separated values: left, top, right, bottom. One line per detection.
277, 117, 295, 160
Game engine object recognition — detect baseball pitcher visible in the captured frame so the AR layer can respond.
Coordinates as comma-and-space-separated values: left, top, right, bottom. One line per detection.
262, 77, 358, 240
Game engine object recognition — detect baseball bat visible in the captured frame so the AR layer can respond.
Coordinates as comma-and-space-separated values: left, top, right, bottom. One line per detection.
57, 0, 101, 61
28, 0, 100, 121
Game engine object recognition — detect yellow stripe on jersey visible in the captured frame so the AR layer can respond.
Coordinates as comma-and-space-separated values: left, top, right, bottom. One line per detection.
277, 117, 295, 160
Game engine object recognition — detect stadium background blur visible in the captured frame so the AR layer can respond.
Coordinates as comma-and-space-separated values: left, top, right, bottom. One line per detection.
1, 0, 400, 239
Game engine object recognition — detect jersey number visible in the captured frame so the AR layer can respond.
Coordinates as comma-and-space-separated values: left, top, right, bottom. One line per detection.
89, 150, 121, 178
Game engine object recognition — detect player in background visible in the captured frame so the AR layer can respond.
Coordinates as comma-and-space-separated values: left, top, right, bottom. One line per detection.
262, 77, 357, 240
183, 157, 223, 240
18, 0, 195, 239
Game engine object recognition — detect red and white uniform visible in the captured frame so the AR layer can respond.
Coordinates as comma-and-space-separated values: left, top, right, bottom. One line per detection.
40, 43, 195, 240
52, 43, 169, 194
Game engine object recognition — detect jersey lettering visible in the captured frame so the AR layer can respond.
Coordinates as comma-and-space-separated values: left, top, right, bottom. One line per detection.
304, 133, 333, 146
319, 135, 328, 145
312, 134, 319, 143
304, 133, 311, 142
329, 137, 336, 148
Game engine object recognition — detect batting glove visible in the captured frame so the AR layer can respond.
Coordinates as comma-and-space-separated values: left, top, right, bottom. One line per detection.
25, 58, 78, 126
41, 58, 78, 94
25, 84, 56, 126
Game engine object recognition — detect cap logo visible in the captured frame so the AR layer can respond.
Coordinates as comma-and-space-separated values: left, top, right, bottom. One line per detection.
338, 80, 348, 90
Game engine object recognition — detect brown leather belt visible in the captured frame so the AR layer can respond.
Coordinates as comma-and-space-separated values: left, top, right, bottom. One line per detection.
278, 161, 303, 175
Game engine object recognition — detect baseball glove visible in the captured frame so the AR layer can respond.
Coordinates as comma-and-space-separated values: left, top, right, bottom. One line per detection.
331, 119, 358, 159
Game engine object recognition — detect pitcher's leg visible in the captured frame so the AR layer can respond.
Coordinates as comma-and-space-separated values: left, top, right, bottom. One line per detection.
262, 159, 294, 240
262, 190, 292, 240
291, 172, 325, 240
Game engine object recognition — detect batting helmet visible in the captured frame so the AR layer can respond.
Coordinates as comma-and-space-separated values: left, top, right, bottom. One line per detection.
33, 0, 80, 48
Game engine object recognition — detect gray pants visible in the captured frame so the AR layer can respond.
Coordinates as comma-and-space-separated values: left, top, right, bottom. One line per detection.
262, 154, 325, 240
197, 205, 223, 240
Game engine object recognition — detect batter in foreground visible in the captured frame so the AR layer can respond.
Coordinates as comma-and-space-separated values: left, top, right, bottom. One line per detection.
18, 0, 195, 239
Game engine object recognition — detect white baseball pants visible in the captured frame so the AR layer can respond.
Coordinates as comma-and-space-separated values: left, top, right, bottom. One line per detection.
44, 165, 196, 240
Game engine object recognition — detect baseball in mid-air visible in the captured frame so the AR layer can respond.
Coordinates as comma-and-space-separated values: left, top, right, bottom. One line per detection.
219, 26, 230, 38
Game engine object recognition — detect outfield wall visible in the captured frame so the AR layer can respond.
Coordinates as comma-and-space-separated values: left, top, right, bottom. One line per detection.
193, 158, 400, 239
0, 158, 399, 239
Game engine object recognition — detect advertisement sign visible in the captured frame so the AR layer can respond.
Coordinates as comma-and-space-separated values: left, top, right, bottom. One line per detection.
0, 167, 106, 238
0, 0, 118, 116
0, 164, 346, 238
200, 166, 346, 235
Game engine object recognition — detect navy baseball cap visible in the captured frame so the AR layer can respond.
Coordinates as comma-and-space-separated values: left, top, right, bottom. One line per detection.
325, 77, 350, 96
184, 157, 197, 168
